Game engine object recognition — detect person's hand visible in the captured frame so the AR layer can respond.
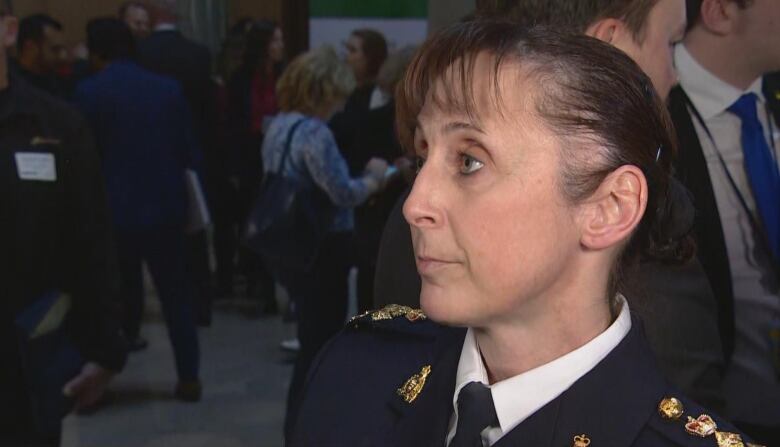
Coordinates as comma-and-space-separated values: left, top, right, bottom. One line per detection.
394, 156, 416, 184
63, 362, 115, 411
364, 157, 389, 181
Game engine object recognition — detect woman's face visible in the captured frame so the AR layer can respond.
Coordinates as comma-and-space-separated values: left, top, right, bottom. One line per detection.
403, 59, 586, 328
269, 27, 284, 63
345, 34, 368, 82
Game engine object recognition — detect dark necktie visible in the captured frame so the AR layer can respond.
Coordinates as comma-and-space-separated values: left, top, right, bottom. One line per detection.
450, 381, 499, 447
727, 93, 780, 261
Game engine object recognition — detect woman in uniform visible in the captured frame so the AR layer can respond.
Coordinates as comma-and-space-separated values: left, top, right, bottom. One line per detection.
288, 20, 757, 447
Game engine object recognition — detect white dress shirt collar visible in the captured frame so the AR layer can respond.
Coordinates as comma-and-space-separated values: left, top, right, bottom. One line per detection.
154, 23, 178, 32
448, 295, 632, 445
674, 43, 765, 120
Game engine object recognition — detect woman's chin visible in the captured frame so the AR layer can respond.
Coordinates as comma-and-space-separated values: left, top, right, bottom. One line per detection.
420, 288, 470, 327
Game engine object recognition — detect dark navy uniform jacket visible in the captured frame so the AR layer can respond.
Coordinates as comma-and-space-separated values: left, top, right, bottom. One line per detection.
290, 306, 758, 447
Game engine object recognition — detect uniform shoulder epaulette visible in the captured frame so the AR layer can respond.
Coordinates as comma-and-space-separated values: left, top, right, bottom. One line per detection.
348, 304, 427, 325
651, 395, 765, 446
347, 304, 428, 329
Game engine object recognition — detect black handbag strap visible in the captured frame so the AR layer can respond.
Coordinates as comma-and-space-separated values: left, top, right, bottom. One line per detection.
275, 118, 307, 174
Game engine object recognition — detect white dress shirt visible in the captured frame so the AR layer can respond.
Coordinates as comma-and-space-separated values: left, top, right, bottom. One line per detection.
674, 44, 780, 407
154, 23, 177, 32
445, 296, 632, 446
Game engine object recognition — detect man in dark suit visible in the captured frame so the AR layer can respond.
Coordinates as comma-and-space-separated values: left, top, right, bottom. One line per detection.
0, 3, 127, 445
668, 0, 780, 438
138, 0, 216, 325
75, 17, 202, 402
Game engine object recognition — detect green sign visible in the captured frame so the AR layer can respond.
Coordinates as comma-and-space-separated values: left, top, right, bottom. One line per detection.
310, 0, 427, 18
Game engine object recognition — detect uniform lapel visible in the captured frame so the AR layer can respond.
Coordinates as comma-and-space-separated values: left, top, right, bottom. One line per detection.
494, 320, 667, 447
389, 327, 466, 447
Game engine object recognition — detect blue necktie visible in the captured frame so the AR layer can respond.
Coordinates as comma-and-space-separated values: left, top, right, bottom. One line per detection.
727, 93, 780, 261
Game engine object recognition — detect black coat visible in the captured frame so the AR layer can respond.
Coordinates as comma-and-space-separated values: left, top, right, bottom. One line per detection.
137, 30, 219, 181
290, 308, 754, 446
668, 81, 780, 363
0, 75, 126, 439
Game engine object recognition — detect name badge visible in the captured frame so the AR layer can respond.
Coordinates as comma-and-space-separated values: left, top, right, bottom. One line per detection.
15, 152, 57, 181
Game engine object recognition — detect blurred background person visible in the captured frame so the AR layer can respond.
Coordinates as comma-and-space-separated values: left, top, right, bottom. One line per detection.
330, 28, 388, 172
139, 0, 216, 327
225, 19, 285, 313
255, 46, 388, 437
350, 46, 417, 314
0, 4, 127, 446
74, 17, 202, 402
119, 1, 151, 40
14, 13, 71, 98
669, 0, 780, 439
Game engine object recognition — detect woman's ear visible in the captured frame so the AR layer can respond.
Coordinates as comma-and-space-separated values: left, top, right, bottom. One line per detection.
579, 165, 648, 251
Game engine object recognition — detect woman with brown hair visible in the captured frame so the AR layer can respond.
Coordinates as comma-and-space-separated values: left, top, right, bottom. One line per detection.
287, 21, 756, 447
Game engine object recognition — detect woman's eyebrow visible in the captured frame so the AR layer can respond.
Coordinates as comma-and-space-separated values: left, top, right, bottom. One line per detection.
442, 120, 485, 135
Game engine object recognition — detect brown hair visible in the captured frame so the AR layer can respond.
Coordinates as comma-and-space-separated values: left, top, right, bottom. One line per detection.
277, 46, 355, 116
476, 0, 659, 42
351, 29, 388, 80
376, 46, 417, 96
396, 20, 695, 294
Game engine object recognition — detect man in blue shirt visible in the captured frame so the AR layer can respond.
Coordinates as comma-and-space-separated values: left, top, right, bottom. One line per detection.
75, 18, 202, 402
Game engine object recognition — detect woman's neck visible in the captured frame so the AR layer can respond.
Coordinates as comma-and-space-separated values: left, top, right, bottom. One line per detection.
474, 279, 613, 384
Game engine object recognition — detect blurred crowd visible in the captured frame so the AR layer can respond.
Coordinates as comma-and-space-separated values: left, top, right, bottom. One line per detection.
1, 0, 780, 446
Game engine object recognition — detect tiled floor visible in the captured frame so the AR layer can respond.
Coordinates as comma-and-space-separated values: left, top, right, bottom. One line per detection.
61, 292, 297, 447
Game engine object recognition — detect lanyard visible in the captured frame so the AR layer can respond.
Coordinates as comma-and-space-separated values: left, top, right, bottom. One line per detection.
682, 93, 779, 271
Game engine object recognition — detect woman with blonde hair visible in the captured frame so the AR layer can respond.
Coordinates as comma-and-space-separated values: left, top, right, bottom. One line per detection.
260, 45, 388, 437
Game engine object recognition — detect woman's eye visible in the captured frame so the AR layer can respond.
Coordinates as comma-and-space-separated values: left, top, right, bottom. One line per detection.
459, 154, 484, 175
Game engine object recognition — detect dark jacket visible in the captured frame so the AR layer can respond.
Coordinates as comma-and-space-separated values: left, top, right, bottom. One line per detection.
667, 80, 780, 441
0, 74, 126, 437
74, 60, 200, 230
291, 308, 753, 446
668, 82, 780, 363
137, 29, 219, 191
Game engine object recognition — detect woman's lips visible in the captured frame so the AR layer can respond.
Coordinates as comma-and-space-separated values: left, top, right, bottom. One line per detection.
415, 256, 458, 274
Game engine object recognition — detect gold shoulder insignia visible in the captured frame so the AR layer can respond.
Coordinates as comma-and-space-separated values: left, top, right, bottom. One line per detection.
715, 431, 744, 447
349, 304, 427, 324
572, 434, 591, 447
685, 414, 717, 437
396, 365, 431, 403
658, 397, 684, 420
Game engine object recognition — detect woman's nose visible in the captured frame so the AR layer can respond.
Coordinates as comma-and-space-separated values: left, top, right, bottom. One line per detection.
403, 162, 445, 229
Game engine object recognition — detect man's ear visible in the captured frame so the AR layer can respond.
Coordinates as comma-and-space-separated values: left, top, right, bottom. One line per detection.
579, 165, 648, 251
585, 17, 630, 46
2, 17, 17, 49
697, 0, 740, 36
585, 17, 640, 61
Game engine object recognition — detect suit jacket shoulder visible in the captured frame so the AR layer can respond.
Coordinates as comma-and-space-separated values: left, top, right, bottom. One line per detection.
290, 305, 463, 447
